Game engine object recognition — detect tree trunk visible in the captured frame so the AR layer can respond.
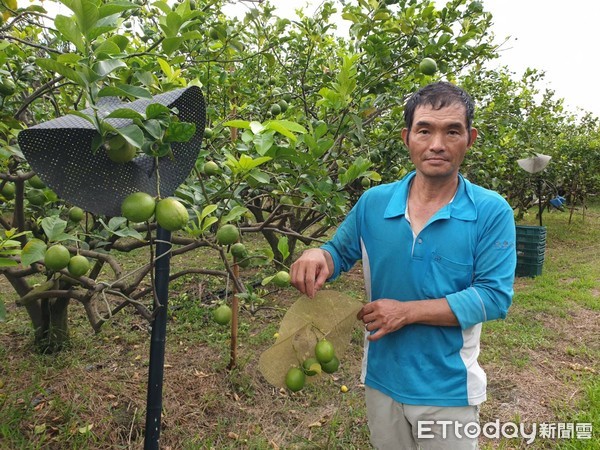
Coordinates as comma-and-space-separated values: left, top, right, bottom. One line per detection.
37, 296, 70, 354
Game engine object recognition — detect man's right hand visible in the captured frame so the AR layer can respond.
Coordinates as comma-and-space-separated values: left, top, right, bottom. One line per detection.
290, 248, 334, 298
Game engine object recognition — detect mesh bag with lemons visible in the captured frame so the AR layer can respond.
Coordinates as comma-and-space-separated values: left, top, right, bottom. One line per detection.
259, 290, 363, 391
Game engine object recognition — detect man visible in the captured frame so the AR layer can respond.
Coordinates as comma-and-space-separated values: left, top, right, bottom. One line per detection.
290, 81, 516, 449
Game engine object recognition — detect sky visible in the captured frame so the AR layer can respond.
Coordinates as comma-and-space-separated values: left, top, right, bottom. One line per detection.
224, 0, 600, 119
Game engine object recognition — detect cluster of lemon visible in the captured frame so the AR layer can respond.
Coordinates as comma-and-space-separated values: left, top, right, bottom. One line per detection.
285, 338, 340, 392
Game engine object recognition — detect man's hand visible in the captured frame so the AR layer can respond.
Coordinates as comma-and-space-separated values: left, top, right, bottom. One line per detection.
290, 248, 334, 298
357, 299, 411, 342
357, 298, 459, 341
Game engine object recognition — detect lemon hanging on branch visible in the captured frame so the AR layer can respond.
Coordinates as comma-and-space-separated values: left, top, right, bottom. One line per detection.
121, 192, 156, 223
419, 57, 438, 76
68, 255, 90, 277
105, 134, 137, 163
216, 224, 239, 245
44, 244, 71, 271
155, 197, 189, 231
213, 304, 232, 326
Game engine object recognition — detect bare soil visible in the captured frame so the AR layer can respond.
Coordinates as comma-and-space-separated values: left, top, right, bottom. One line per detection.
1, 264, 598, 449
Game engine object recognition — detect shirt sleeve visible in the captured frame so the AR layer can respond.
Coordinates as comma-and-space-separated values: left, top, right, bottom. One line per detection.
320, 196, 365, 281
446, 199, 516, 329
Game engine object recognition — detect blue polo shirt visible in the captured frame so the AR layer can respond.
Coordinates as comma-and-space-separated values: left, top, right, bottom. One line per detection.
322, 171, 516, 406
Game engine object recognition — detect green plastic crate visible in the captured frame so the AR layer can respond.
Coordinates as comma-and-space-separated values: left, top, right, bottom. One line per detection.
516, 261, 544, 277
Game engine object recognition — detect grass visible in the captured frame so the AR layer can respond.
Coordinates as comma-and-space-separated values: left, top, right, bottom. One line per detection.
1, 203, 599, 448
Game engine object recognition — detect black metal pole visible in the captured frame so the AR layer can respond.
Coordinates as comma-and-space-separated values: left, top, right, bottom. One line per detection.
144, 226, 172, 450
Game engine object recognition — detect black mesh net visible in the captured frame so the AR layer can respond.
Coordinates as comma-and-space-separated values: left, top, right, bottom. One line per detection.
17, 86, 206, 217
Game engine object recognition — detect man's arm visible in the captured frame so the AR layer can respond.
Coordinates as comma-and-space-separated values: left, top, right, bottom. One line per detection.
357, 298, 458, 342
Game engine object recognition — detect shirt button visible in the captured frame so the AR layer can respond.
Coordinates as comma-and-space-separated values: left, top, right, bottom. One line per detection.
418, 238, 423, 244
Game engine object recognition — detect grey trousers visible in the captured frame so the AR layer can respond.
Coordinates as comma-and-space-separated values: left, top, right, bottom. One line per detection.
365, 386, 480, 450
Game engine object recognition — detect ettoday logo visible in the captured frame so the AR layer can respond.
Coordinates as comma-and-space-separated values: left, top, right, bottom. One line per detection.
417, 420, 593, 444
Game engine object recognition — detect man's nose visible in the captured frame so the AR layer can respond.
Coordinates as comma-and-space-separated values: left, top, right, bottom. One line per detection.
429, 132, 446, 151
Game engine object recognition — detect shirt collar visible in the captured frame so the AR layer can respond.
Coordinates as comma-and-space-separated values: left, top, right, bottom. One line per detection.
383, 171, 477, 221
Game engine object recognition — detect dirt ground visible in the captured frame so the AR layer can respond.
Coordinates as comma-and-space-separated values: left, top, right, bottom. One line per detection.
1, 265, 598, 449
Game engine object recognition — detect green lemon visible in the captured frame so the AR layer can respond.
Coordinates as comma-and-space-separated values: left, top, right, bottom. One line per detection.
203, 161, 220, 176
272, 271, 291, 288
213, 304, 232, 325
0, 78, 15, 96
270, 103, 281, 116
28, 175, 46, 189
121, 192, 156, 223
361, 178, 371, 188
277, 99, 289, 113
216, 224, 239, 246
230, 242, 248, 259
67, 255, 90, 277
44, 245, 71, 271
155, 197, 189, 231
27, 189, 46, 206
419, 57, 438, 76
315, 339, 335, 364
1, 182, 15, 200
105, 135, 137, 163
302, 357, 321, 376
285, 367, 305, 392
321, 355, 340, 374
68, 206, 85, 222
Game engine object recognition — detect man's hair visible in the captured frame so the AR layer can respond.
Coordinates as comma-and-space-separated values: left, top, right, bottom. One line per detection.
403, 81, 475, 137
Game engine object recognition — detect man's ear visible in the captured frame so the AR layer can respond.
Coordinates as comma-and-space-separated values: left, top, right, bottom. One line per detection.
467, 128, 478, 147
401, 128, 409, 146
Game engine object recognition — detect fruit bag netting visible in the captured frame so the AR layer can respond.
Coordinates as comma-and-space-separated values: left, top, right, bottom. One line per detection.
17, 86, 205, 217
259, 290, 363, 389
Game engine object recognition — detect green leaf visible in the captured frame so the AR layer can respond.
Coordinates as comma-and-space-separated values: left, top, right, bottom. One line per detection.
223, 120, 251, 129
248, 169, 270, 184
253, 133, 274, 156
143, 119, 163, 140
21, 238, 47, 266
54, 14, 85, 52
0, 298, 6, 322
98, 85, 153, 100
41, 216, 68, 242
117, 125, 145, 148
36, 58, 84, 85
249, 121, 265, 134
221, 206, 249, 224
201, 204, 218, 219
63, 0, 100, 41
277, 236, 290, 261
261, 275, 275, 286
109, 35, 129, 52
99, 1, 138, 18
57, 53, 83, 64
146, 103, 171, 120
0, 258, 18, 267
162, 37, 184, 55
105, 108, 145, 120
67, 110, 96, 126
200, 216, 218, 233
238, 154, 272, 171
92, 40, 122, 57
92, 59, 127, 77
111, 227, 144, 240
164, 122, 196, 143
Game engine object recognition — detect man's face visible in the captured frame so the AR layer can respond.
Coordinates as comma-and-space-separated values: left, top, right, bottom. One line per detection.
401, 103, 477, 181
